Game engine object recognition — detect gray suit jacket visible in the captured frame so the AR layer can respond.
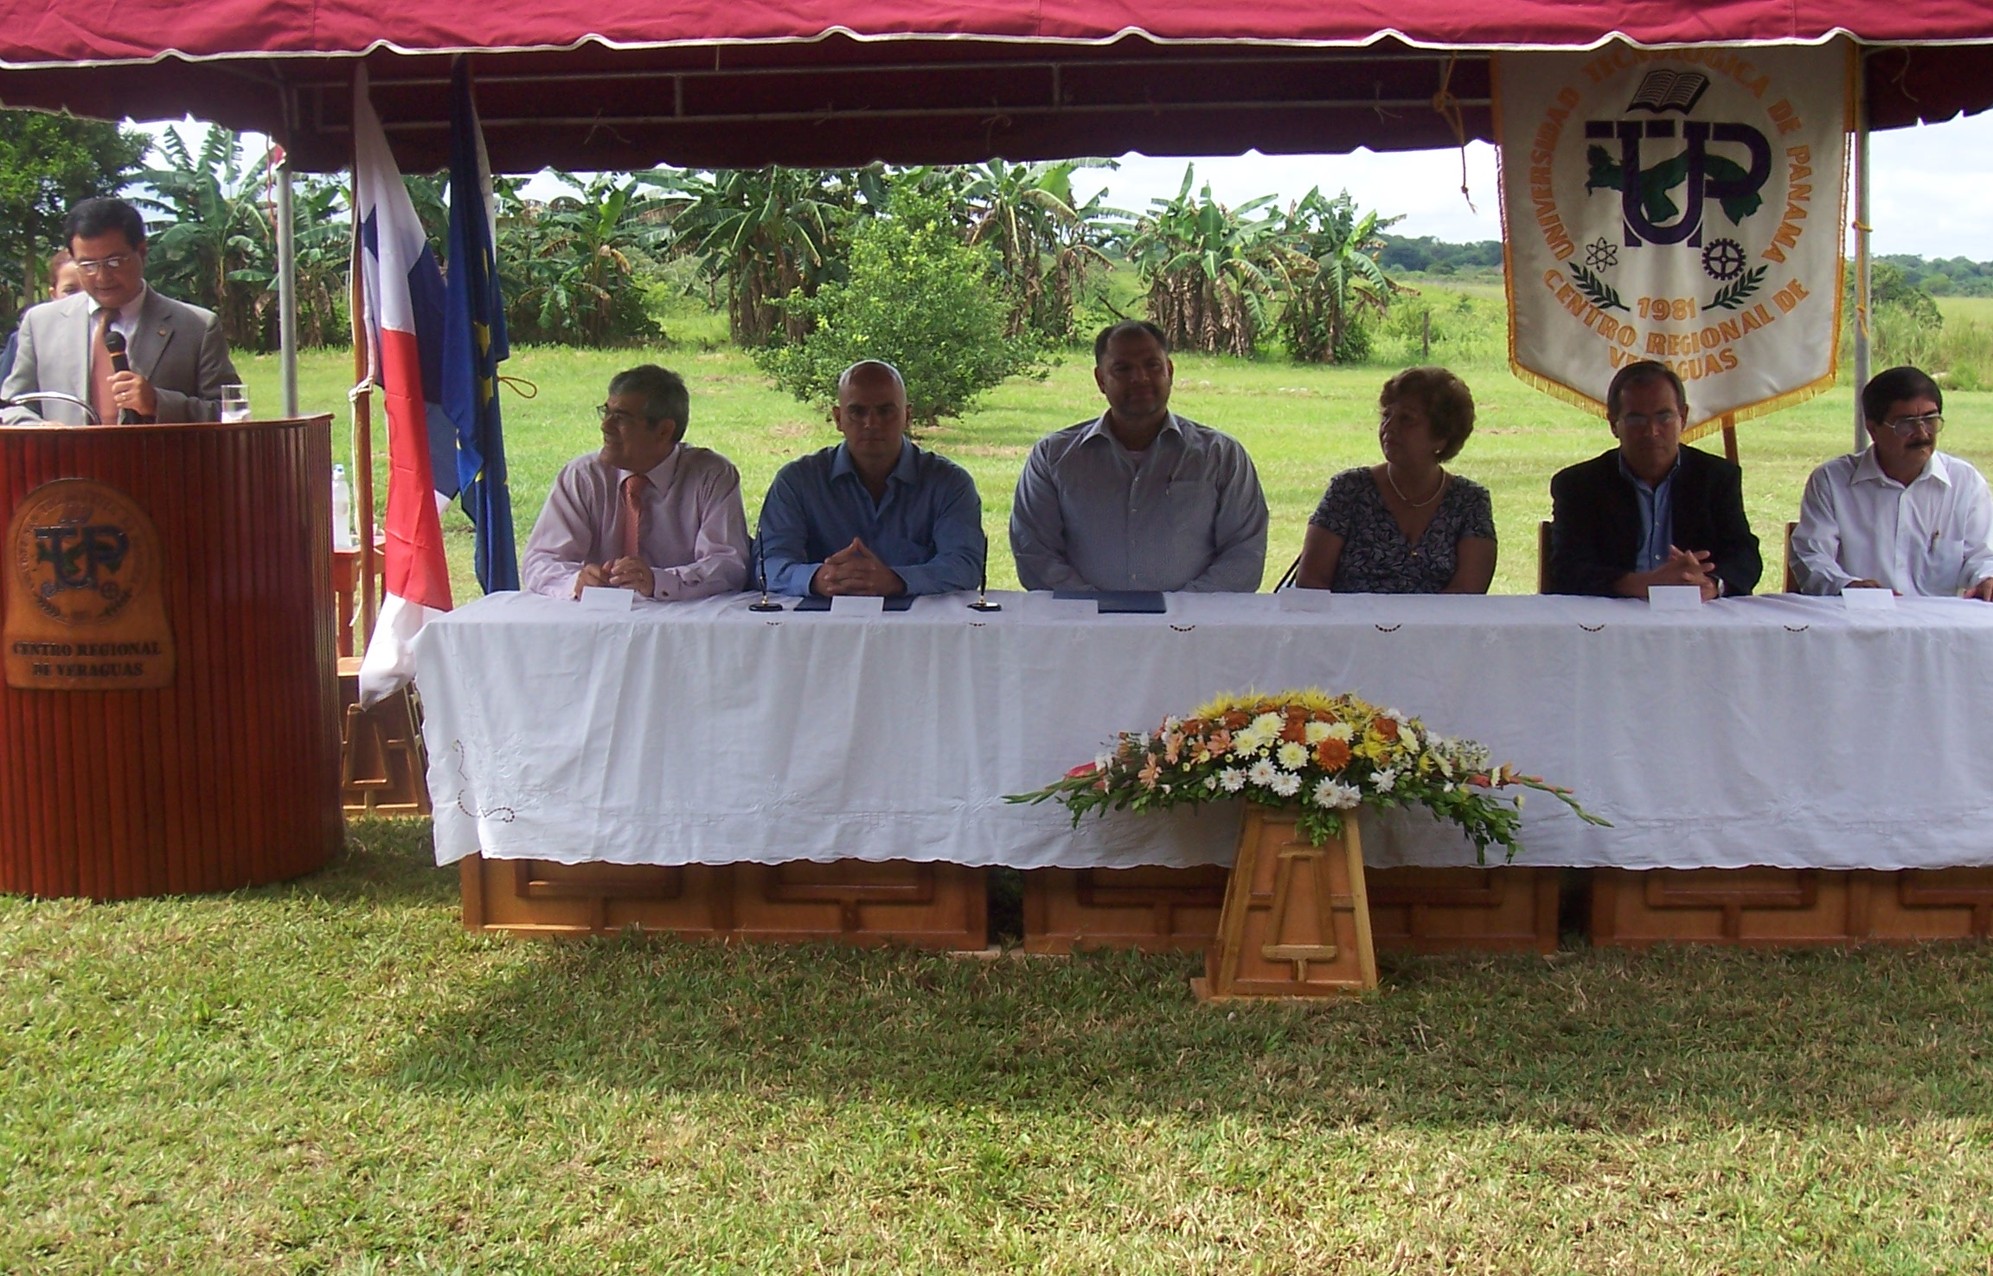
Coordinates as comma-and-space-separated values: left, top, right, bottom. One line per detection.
0, 287, 239, 424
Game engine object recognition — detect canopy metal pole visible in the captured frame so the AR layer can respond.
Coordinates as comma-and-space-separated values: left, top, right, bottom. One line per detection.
277, 163, 299, 417
1852, 56, 1871, 453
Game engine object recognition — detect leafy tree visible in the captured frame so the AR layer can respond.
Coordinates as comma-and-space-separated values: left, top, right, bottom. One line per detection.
132, 126, 276, 350
1128, 167, 1284, 357
500, 172, 666, 346
1275, 188, 1399, 364
959, 159, 1118, 342
663, 167, 869, 345
217, 171, 354, 350
0, 110, 148, 323
757, 190, 1044, 430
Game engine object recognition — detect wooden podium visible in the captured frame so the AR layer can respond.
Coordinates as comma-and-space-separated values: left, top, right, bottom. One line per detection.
0, 417, 344, 899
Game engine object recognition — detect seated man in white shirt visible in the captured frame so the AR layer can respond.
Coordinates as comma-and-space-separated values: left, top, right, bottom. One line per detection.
520, 365, 751, 601
1791, 364, 1993, 600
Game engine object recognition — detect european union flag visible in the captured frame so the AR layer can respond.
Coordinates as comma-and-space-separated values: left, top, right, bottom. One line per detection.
441, 56, 518, 593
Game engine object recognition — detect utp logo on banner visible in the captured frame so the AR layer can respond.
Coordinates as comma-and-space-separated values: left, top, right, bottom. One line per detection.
1496, 41, 1853, 436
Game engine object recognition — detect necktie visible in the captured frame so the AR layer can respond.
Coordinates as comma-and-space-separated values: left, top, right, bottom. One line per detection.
619, 473, 650, 561
90, 309, 117, 425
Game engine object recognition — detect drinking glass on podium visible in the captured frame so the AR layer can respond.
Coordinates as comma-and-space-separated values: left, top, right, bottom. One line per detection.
219, 384, 251, 423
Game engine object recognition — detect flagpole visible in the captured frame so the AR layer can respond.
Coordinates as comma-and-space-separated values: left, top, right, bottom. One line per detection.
1851, 51, 1871, 454
350, 172, 379, 648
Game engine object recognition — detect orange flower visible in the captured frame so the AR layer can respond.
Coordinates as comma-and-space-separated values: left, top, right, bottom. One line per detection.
1223, 710, 1251, 729
1138, 755, 1162, 788
1315, 739, 1352, 770
1372, 717, 1400, 741
1281, 712, 1308, 743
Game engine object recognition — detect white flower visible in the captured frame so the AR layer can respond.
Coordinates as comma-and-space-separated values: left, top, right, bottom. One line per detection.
1230, 724, 1271, 757
1277, 741, 1309, 770
1444, 781, 1456, 792
1204, 776, 1219, 791
1268, 770, 1302, 798
1163, 716, 1182, 732
1401, 726, 1421, 751
1095, 753, 1113, 773
1218, 768, 1246, 793
1247, 759, 1279, 787
1312, 778, 1362, 809
1373, 768, 1398, 793
1250, 712, 1282, 737
1325, 722, 1355, 742
1304, 721, 1331, 744
1435, 753, 1454, 779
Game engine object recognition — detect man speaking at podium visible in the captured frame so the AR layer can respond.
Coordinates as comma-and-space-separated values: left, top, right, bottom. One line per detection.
0, 196, 238, 425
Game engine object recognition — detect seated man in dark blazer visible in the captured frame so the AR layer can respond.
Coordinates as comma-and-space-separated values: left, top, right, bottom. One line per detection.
1548, 360, 1761, 599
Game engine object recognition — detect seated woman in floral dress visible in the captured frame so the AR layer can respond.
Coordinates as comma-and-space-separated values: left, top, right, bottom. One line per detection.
1294, 366, 1496, 593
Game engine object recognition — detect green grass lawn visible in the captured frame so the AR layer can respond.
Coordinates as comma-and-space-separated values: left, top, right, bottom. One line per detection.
14, 323, 1991, 1271
5, 820, 1992, 1272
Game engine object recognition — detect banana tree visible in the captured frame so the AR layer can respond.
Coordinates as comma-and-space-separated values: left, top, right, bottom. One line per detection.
959, 158, 1118, 340
1276, 187, 1400, 363
1127, 166, 1285, 357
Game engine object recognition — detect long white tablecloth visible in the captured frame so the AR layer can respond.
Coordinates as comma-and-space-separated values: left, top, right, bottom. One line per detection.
413, 590, 1993, 872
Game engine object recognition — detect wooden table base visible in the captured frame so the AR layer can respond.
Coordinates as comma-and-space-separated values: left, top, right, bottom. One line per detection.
460, 853, 989, 950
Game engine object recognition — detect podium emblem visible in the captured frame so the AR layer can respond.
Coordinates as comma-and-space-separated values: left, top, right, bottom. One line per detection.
5, 478, 175, 689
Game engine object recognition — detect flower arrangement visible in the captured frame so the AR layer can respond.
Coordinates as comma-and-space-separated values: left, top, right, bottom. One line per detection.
1007, 689, 1606, 863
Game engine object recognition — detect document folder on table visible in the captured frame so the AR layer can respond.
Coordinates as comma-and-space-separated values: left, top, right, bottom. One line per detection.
1053, 590, 1167, 614
794, 595, 915, 612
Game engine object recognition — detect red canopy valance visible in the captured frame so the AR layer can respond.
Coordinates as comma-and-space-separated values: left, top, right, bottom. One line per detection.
1, 0, 1987, 171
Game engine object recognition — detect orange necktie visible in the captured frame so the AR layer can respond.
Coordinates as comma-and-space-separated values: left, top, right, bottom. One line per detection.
90, 310, 118, 425
619, 473, 650, 561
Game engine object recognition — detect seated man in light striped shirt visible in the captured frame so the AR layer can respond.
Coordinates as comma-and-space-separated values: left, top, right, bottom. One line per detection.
1009, 321, 1267, 593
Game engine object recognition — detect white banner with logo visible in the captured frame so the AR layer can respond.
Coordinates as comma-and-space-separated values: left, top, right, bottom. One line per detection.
1496, 41, 1852, 438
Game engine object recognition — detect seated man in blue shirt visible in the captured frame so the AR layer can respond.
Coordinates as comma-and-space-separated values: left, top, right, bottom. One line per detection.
758, 360, 986, 597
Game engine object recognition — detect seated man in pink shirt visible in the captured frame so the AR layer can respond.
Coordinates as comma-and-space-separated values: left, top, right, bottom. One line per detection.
521, 365, 750, 600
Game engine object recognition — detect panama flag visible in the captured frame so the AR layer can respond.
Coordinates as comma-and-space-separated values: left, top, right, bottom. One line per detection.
354, 67, 453, 706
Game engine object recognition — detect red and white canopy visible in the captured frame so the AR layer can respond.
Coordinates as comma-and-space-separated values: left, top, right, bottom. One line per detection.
1, 0, 1988, 171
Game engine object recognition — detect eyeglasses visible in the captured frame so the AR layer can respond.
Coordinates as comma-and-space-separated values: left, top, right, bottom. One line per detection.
74, 254, 135, 276
1880, 411, 1943, 436
596, 404, 659, 429
1617, 410, 1681, 432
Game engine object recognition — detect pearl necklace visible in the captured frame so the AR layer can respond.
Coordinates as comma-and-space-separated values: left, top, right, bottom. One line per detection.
1385, 464, 1446, 508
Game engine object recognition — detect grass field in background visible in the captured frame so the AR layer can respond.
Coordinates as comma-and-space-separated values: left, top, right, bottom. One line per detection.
236, 295, 1993, 601
4, 819, 1991, 1272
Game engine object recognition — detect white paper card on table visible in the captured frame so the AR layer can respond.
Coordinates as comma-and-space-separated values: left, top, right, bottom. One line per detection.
1646, 584, 1704, 611
1842, 587, 1896, 610
1027, 591, 1097, 617
579, 586, 637, 611
829, 594, 886, 616
1276, 588, 1334, 614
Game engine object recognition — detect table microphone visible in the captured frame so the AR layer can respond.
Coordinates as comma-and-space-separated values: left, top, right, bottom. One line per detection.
747, 536, 784, 612
967, 545, 1002, 612
102, 330, 145, 424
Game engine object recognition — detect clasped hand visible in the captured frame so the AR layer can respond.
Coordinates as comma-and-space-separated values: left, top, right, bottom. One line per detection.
1622, 545, 1721, 602
574, 557, 655, 597
811, 537, 905, 597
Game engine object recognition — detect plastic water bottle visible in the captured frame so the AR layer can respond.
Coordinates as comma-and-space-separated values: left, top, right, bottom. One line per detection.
331, 463, 356, 551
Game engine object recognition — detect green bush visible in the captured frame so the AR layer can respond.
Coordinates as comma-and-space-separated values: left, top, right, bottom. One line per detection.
756, 190, 1046, 428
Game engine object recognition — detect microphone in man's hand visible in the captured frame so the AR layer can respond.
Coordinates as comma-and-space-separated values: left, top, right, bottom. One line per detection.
101, 329, 141, 424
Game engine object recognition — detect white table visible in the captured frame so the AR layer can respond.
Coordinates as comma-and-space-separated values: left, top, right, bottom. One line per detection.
414, 590, 1993, 872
